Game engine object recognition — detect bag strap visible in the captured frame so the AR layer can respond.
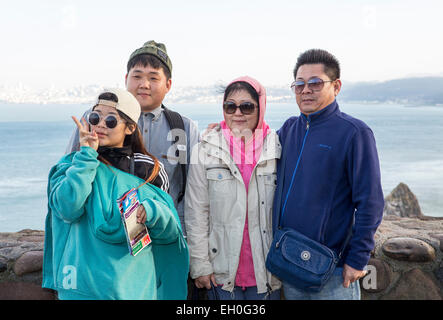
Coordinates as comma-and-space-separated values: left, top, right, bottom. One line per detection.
277, 125, 310, 228
161, 105, 187, 203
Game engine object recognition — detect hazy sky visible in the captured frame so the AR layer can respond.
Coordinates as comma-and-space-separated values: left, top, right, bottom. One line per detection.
1, 0, 442, 89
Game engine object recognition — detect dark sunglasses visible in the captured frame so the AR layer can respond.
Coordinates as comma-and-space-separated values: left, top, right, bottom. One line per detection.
291, 78, 335, 94
223, 101, 257, 115
88, 112, 122, 129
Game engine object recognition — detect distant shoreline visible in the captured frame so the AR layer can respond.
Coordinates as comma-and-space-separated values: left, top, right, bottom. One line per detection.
2, 76, 443, 106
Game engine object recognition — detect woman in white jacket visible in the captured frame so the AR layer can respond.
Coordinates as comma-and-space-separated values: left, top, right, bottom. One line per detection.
185, 76, 281, 300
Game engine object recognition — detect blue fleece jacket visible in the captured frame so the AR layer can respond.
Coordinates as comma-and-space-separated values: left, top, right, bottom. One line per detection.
273, 100, 384, 271
42, 146, 189, 300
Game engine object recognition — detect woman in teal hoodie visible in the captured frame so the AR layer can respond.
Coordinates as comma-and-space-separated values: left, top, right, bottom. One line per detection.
42, 88, 189, 300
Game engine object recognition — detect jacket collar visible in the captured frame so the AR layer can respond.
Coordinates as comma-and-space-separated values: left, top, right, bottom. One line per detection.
141, 104, 163, 121
97, 146, 133, 172
97, 146, 132, 158
299, 99, 339, 125
202, 126, 281, 163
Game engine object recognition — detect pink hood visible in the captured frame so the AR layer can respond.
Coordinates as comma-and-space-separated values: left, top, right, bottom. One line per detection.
224, 75, 268, 132
220, 76, 270, 188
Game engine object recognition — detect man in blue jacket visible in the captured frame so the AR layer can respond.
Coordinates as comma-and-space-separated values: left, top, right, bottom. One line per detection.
273, 49, 384, 299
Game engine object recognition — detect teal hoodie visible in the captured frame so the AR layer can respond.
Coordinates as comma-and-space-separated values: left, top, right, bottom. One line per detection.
42, 146, 189, 300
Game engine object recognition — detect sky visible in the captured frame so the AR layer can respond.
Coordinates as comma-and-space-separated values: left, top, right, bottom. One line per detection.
1, 0, 443, 90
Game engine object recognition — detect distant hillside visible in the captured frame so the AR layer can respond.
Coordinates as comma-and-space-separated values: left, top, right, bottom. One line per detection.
340, 77, 443, 105
1, 77, 442, 105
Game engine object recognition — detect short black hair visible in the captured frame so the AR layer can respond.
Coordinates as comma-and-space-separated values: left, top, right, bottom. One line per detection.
127, 54, 171, 80
97, 92, 118, 103
293, 49, 340, 81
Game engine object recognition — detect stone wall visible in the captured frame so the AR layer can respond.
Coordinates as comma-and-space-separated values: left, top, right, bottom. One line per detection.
0, 183, 442, 300
360, 215, 442, 300
359, 183, 442, 300
1, 221, 441, 300
0, 229, 55, 300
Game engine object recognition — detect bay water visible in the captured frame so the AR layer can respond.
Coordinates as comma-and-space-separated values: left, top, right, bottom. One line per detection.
0, 102, 442, 232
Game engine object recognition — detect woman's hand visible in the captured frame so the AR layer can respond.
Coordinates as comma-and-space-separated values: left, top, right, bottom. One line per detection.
194, 274, 217, 289
136, 205, 147, 224
72, 116, 99, 150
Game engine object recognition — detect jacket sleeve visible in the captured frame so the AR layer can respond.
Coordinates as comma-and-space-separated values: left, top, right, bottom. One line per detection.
48, 146, 100, 223
147, 160, 170, 193
141, 197, 181, 244
184, 144, 213, 279
344, 127, 384, 270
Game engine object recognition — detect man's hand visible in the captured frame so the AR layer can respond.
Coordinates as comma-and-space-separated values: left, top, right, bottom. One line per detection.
194, 274, 217, 289
342, 264, 367, 288
202, 123, 219, 137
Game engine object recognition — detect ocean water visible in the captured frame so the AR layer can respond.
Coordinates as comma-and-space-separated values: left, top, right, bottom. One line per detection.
0, 102, 442, 232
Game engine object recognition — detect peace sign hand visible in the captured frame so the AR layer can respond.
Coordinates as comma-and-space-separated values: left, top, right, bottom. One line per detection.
72, 116, 99, 151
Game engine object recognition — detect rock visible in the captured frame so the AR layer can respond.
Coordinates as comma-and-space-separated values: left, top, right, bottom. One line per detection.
16, 230, 45, 243
383, 183, 423, 218
13, 251, 44, 276
381, 269, 442, 300
17, 236, 45, 243
0, 281, 55, 300
0, 259, 7, 273
361, 258, 393, 293
382, 237, 436, 262
0, 246, 28, 261
429, 233, 443, 252
435, 263, 443, 286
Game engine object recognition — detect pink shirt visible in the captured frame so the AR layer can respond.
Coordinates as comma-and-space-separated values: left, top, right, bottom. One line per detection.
221, 121, 269, 288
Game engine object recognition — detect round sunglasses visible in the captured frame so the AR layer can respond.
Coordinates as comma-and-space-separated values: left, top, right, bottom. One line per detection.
291, 78, 335, 94
223, 101, 257, 115
87, 112, 123, 129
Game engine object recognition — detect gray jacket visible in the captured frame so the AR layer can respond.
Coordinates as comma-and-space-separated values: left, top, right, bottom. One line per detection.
185, 127, 282, 294
65, 105, 200, 234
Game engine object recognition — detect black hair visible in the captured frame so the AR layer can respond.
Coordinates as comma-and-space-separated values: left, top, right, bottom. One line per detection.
126, 54, 171, 80
293, 49, 341, 81
97, 92, 118, 103
94, 92, 160, 183
223, 81, 259, 104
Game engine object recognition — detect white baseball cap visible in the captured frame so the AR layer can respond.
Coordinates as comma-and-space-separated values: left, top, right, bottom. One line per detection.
95, 88, 141, 123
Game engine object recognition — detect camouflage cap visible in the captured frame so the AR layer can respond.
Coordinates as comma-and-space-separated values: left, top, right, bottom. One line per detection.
128, 40, 172, 74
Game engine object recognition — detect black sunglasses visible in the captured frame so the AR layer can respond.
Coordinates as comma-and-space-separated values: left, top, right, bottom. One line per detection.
88, 112, 122, 129
291, 78, 335, 94
223, 101, 257, 115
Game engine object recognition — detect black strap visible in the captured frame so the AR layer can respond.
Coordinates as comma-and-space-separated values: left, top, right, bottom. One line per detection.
191, 282, 219, 300
161, 105, 187, 203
